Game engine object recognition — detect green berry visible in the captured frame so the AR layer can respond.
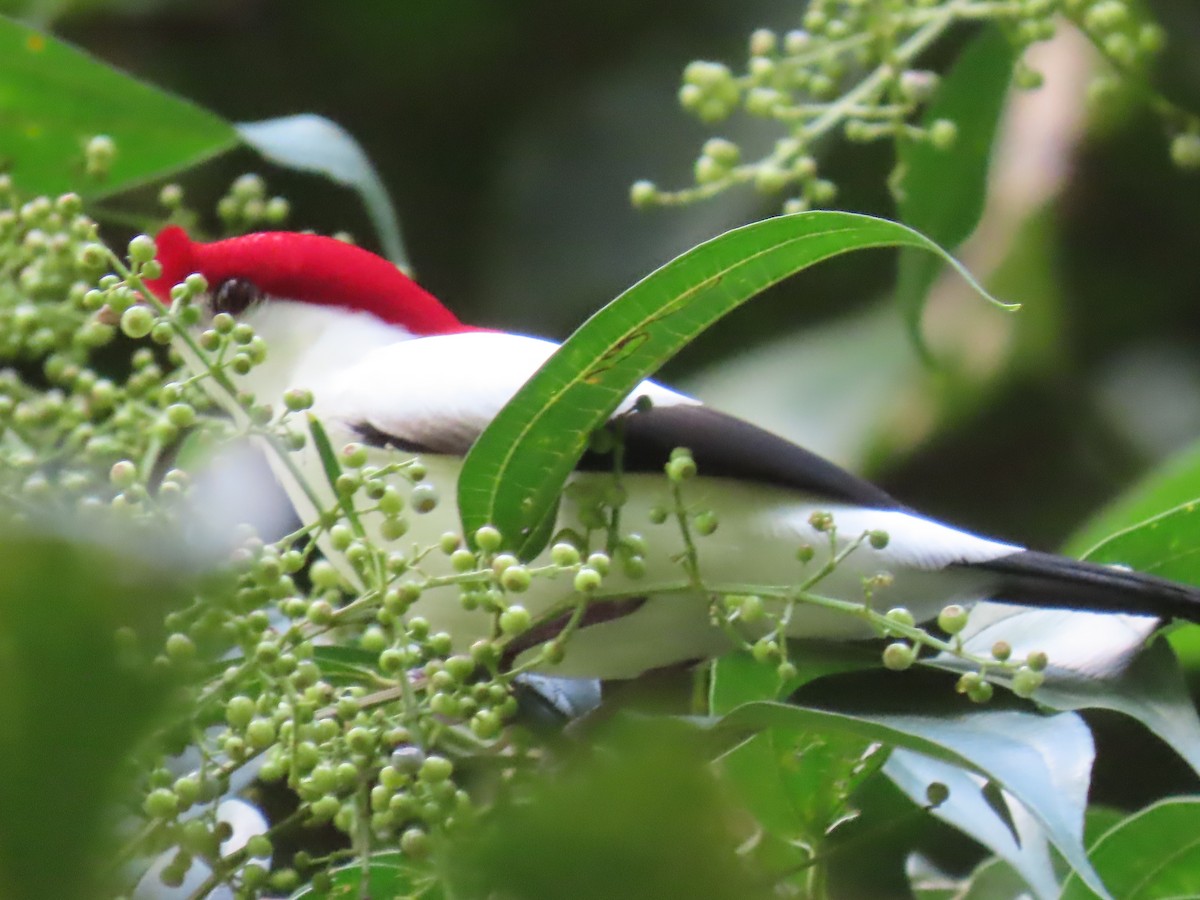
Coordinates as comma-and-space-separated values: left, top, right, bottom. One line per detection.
499, 604, 532, 635
551, 542, 580, 567
143, 787, 178, 819
119, 305, 155, 339
882, 642, 916, 671
419, 755, 453, 783
574, 567, 602, 593
937, 604, 969, 635
475, 525, 503, 552
500, 565, 531, 593
1011, 666, 1044, 698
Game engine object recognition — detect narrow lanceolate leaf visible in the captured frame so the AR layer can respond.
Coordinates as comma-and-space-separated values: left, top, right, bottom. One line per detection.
1059, 798, 1200, 900
458, 211, 1015, 557
707, 701, 1108, 899
236, 115, 410, 269
895, 26, 1015, 359
0, 15, 237, 197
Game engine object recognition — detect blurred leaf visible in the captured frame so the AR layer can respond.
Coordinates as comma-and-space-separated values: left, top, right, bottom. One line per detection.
237, 115, 409, 268
313, 646, 385, 686
0, 527, 187, 900
0, 15, 236, 197
895, 26, 1016, 359
1064, 436, 1200, 558
887, 750, 1059, 899
1060, 798, 1200, 900
926, 604, 1200, 776
722, 727, 884, 848
289, 850, 442, 899
460, 211, 1012, 558
709, 701, 1107, 898
447, 717, 769, 900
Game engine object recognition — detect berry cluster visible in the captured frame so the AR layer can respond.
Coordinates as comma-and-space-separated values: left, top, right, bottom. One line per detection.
634, 0, 1193, 211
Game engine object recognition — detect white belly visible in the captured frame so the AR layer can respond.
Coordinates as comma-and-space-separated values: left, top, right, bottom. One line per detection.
261, 434, 1015, 679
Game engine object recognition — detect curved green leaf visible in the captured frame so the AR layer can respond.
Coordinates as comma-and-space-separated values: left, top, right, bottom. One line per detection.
707, 701, 1106, 898
895, 26, 1015, 359
1079, 500, 1200, 589
236, 115, 409, 268
0, 15, 236, 197
1060, 798, 1200, 900
1065, 436, 1200, 558
458, 211, 1015, 557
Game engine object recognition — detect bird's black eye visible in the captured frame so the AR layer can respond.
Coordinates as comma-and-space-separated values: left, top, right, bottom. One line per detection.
212, 278, 261, 316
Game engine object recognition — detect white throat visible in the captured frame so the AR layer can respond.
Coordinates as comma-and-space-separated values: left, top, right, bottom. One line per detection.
239, 300, 414, 403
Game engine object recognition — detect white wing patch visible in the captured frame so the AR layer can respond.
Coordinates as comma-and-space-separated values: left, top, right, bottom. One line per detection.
314, 331, 696, 451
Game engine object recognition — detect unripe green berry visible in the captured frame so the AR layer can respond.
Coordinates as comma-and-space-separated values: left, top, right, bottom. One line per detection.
120, 305, 155, 339
694, 510, 718, 536
499, 604, 532, 635
882, 641, 916, 671
991, 640, 1012, 662
630, 180, 657, 208
869, 530, 890, 550
1026, 650, 1049, 672
128, 234, 157, 264
551, 542, 581, 567
143, 787, 178, 819
937, 604, 969, 635
500, 565, 532, 593
475, 525, 503, 552
666, 453, 697, 482
929, 119, 958, 151
1011, 666, 1044, 698
574, 566, 602, 593
419, 755, 453, 782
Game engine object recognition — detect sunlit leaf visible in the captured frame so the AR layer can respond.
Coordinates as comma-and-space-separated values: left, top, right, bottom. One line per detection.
927, 604, 1200, 776
895, 26, 1015, 358
1059, 798, 1200, 900
887, 750, 1059, 899
0, 15, 236, 197
459, 211, 1013, 557
707, 701, 1107, 898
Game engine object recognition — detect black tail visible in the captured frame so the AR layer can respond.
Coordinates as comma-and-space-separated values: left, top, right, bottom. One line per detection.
965, 550, 1200, 623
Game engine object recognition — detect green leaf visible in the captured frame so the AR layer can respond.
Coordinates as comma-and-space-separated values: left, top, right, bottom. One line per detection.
0, 15, 236, 197
1060, 798, 1200, 900
1079, 500, 1200, 589
887, 750, 1059, 899
0, 528, 189, 900
709, 642, 880, 714
707, 701, 1107, 898
289, 850, 443, 899
1064, 436, 1200, 557
458, 210, 1014, 557
236, 115, 409, 269
895, 26, 1016, 359
927, 604, 1200, 776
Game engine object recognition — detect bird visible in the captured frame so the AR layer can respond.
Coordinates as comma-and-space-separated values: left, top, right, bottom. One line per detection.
143, 225, 1200, 680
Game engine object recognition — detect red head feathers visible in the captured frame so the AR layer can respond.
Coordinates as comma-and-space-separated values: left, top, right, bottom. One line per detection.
144, 226, 469, 336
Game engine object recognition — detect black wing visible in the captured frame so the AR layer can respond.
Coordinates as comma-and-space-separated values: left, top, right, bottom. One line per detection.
580, 404, 902, 509
353, 402, 902, 511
